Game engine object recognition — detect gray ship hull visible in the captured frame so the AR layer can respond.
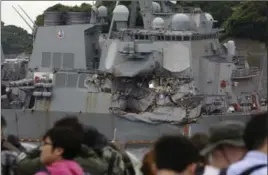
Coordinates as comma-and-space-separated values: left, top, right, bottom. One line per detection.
2, 109, 251, 142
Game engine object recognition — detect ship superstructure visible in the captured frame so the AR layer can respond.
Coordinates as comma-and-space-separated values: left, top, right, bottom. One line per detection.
2, 1, 266, 143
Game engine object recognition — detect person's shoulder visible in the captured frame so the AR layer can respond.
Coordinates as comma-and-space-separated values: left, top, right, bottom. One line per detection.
251, 166, 268, 175
227, 159, 248, 172
227, 159, 267, 175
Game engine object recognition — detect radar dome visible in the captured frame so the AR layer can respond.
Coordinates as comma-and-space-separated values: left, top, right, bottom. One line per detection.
171, 13, 190, 31
113, 5, 129, 22
152, 2, 161, 12
205, 13, 214, 21
152, 17, 164, 29
98, 6, 107, 17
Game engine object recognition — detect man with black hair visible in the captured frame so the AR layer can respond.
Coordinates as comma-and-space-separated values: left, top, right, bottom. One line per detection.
154, 134, 200, 175
34, 127, 84, 175
53, 117, 109, 150
226, 112, 268, 175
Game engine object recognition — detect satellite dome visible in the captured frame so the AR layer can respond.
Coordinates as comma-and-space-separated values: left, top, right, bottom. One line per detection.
113, 5, 129, 21
152, 17, 164, 29
152, 2, 161, 12
205, 13, 214, 21
98, 6, 107, 17
171, 13, 190, 31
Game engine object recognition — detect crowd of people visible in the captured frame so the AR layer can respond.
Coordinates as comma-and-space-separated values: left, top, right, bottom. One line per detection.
1, 112, 267, 175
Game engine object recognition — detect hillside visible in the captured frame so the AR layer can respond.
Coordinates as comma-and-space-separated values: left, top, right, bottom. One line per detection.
1, 21, 33, 55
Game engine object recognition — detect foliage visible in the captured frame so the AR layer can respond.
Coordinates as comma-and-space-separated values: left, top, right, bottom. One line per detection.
1, 21, 33, 54
223, 1, 268, 65
224, 2, 268, 43
176, 1, 240, 27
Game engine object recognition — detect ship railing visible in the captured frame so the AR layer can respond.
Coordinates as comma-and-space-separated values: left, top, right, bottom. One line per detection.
152, 12, 174, 16
176, 6, 203, 13
204, 111, 253, 116
231, 67, 259, 79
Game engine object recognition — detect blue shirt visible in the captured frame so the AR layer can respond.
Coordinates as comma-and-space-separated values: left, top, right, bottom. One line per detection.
227, 151, 267, 175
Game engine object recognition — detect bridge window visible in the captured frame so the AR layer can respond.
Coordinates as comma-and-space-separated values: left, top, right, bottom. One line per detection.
176, 36, 182, 41
145, 35, 149, 40
41, 52, 51, 68
184, 36, 190, 41
63, 53, 74, 69
166, 35, 171, 41
150, 35, 156, 41
52, 52, 62, 69
193, 35, 198, 40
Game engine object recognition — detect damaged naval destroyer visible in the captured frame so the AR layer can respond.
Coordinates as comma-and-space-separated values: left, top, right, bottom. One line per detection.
1, 1, 267, 146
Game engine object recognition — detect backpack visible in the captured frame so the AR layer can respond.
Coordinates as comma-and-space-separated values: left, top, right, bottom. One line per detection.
79, 143, 135, 175
101, 143, 135, 175
219, 164, 267, 175
1, 150, 18, 175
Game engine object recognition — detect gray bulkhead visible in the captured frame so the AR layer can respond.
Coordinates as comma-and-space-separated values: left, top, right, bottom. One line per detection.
28, 24, 98, 72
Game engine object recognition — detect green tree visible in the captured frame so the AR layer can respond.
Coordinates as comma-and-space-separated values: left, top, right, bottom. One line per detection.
176, 2, 240, 27
35, 3, 92, 26
224, 1, 268, 64
1, 22, 33, 54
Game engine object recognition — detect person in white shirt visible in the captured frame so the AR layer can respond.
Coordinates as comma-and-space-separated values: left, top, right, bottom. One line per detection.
227, 112, 267, 175
200, 121, 247, 170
